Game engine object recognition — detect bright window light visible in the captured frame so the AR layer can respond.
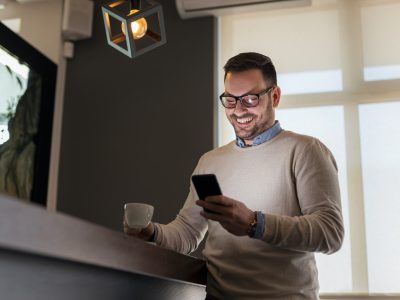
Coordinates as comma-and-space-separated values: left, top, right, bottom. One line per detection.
0, 47, 29, 79
276, 105, 352, 293
361, 2, 400, 81
0, 47, 29, 145
278, 69, 343, 95
359, 101, 400, 293
363, 64, 400, 81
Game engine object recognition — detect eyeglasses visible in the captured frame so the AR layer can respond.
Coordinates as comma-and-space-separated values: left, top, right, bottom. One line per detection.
219, 86, 275, 109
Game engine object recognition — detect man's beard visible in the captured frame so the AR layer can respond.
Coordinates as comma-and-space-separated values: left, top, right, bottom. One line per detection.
229, 113, 259, 140
233, 122, 261, 141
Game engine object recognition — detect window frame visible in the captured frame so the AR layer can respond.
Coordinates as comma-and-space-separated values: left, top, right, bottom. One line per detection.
217, 0, 400, 295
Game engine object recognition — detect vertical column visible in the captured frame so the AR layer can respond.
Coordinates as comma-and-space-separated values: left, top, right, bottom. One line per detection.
47, 42, 68, 212
338, 0, 369, 293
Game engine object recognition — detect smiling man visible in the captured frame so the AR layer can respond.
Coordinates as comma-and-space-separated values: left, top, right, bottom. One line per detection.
124, 52, 344, 300
222, 59, 279, 147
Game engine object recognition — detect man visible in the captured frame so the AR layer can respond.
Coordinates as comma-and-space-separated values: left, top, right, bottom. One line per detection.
124, 52, 344, 300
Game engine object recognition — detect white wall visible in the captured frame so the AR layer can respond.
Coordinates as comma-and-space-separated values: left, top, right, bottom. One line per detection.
0, 0, 64, 64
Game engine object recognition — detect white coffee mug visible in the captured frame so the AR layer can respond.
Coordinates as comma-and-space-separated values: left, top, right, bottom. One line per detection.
124, 203, 154, 229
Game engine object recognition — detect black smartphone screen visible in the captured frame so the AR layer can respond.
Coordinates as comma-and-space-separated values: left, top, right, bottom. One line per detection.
191, 174, 222, 213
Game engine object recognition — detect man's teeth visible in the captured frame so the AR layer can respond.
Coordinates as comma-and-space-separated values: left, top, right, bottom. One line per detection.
237, 117, 253, 124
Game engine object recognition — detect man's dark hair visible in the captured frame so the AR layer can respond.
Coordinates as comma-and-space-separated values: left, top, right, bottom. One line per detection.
223, 52, 277, 85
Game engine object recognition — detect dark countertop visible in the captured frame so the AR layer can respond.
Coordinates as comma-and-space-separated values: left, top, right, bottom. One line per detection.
0, 194, 207, 286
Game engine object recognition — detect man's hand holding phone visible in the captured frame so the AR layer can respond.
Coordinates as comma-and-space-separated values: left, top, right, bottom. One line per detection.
192, 174, 255, 237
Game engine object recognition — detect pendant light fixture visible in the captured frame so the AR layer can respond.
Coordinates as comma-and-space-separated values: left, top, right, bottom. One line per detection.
102, 0, 166, 58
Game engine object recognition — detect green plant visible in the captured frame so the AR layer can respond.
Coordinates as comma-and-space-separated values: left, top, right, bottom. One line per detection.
1, 96, 18, 121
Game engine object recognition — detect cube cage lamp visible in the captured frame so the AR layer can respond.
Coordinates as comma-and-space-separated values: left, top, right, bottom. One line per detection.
102, 0, 166, 58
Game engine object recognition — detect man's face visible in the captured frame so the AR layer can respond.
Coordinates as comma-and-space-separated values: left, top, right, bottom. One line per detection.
224, 69, 281, 145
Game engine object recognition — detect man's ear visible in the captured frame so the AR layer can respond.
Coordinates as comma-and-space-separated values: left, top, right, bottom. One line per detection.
272, 86, 281, 108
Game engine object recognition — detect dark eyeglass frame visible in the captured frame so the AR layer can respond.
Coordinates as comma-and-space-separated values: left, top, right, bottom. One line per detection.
219, 86, 275, 108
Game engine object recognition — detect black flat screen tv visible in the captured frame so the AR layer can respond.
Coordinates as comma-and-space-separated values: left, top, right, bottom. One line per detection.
0, 22, 57, 206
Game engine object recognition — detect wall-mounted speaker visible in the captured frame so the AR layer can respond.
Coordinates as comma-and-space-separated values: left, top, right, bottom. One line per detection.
62, 0, 94, 41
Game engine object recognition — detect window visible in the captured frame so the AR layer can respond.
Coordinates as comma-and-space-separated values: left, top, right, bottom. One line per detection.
0, 22, 57, 205
218, 0, 400, 294
0, 46, 29, 144
359, 101, 400, 293
277, 106, 352, 292
361, 1, 400, 81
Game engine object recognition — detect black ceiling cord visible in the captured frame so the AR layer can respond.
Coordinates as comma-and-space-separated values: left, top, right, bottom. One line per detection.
130, 0, 141, 10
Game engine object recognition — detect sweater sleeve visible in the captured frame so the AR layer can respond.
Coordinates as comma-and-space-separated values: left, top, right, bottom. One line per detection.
153, 161, 208, 255
262, 138, 344, 254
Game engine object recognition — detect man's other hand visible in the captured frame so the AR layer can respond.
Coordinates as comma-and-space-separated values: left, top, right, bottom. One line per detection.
123, 218, 155, 241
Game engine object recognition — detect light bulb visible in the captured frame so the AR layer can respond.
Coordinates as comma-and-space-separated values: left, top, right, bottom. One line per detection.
121, 9, 148, 40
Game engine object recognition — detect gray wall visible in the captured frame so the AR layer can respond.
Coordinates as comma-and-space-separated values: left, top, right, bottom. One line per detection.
57, 1, 216, 232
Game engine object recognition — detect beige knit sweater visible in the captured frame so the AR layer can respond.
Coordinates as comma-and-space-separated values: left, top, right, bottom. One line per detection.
154, 130, 344, 300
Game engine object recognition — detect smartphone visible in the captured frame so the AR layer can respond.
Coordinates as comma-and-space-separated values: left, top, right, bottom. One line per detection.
191, 174, 222, 213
